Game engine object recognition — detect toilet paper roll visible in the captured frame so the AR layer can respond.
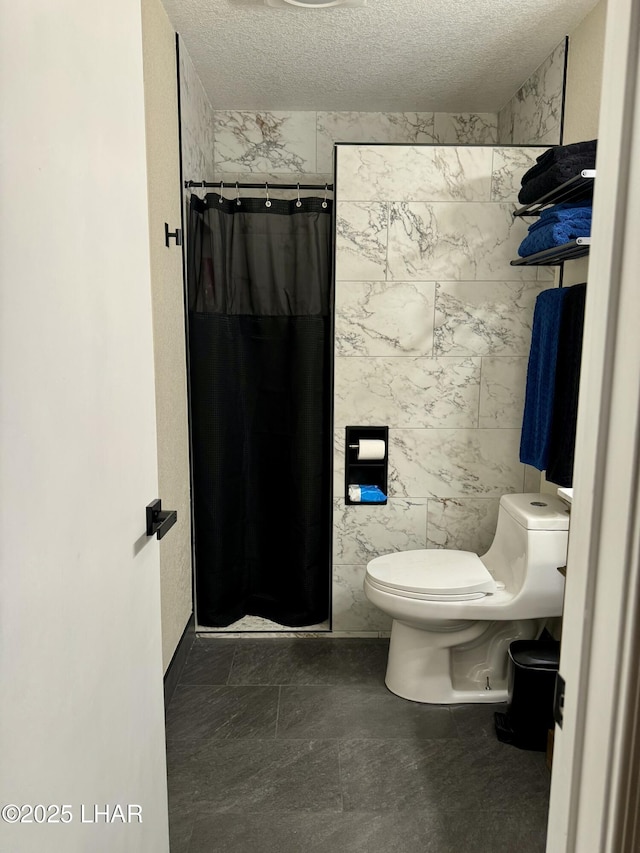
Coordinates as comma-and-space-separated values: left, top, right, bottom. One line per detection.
356, 439, 386, 461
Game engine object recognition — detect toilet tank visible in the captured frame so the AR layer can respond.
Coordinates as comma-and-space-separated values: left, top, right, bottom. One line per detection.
480, 493, 570, 609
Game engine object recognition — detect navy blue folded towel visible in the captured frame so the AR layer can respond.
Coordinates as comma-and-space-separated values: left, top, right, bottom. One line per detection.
546, 284, 587, 487
518, 204, 592, 257
520, 288, 570, 470
518, 139, 597, 204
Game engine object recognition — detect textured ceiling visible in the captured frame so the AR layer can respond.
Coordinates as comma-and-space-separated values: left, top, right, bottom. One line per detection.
162, 0, 600, 112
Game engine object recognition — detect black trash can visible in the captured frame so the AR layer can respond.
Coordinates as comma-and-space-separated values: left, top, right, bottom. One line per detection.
494, 639, 560, 751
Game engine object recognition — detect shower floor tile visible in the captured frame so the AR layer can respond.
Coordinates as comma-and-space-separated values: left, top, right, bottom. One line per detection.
167, 638, 549, 853
197, 615, 330, 633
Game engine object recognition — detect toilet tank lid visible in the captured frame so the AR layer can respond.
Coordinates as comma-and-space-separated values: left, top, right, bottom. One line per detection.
366, 550, 497, 596
500, 493, 570, 531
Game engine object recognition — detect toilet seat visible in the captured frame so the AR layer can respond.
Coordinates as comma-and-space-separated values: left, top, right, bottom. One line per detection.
365, 549, 497, 601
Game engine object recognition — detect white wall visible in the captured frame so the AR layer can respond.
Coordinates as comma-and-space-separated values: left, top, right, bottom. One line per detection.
563, 0, 608, 145
142, 0, 193, 672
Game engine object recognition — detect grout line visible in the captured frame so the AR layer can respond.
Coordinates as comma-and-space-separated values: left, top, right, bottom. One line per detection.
425, 498, 430, 547
334, 354, 507, 360
430, 280, 437, 358
336, 738, 345, 813
226, 643, 239, 686
274, 685, 282, 739
384, 202, 390, 281
332, 198, 532, 205
477, 356, 484, 428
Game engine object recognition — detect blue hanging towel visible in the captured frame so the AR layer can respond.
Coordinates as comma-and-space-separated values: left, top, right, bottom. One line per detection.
520, 287, 570, 470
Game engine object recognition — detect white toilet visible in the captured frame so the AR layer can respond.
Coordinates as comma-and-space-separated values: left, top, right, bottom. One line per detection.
364, 493, 569, 704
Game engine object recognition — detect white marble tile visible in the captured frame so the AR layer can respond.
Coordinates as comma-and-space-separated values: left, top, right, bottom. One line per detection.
524, 465, 542, 492
183, 129, 210, 188
335, 202, 388, 280
537, 266, 556, 282
536, 126, 564, 146
387, 202, 536, 282
200, 618, 330, 633
335, 280, 435, 357
434, 281, 546, 356
479, 356, 528, 428
433, 113, 498, 145
179, 41, 216, 182
333, 498, 428, 564
426, 498, 500, 555
214, 111, 317, 173
387, 428, 524, 498
491, 148, 548, 202
509, 40, 565, 146
318, 112, 437, 173
497, 100, 514, 145
198, 629, 332, 638
334, 428, 346, 499
332, 564, 392, 632
334, 356, 481, 429
336, 145, 493, 203
332, 631, 385, 638
210, 171, 333, 202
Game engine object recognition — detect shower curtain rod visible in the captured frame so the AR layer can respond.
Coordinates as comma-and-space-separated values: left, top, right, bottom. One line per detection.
185, 180, 334, 191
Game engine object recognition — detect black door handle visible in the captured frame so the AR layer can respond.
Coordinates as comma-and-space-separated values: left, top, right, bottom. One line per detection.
146, 499, 177, 540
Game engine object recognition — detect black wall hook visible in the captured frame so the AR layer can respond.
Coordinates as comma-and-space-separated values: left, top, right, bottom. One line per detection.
165, 223, 183, 247
146, 499, 177, 540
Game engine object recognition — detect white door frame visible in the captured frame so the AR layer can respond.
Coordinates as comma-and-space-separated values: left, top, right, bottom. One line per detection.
547, 1, 640, 849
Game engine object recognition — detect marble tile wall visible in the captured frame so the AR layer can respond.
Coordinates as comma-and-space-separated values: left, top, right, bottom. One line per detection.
333, 144, 550, 633
207, 111, 498, 196
498, 40, 566, 145
178, 38, 216, 184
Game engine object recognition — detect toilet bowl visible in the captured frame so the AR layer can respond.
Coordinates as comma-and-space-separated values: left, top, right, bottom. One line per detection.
364, 493, 569, 704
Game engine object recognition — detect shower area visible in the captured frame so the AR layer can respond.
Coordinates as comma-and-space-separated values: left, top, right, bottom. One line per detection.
182, 145, 550, 636
186, 186, 334, 631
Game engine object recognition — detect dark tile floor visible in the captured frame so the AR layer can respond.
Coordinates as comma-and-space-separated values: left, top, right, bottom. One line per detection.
166, 638, 550, 853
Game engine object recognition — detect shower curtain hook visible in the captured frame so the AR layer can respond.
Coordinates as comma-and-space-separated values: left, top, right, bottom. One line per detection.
296, 183, 302, 208
235, 182, 241, 206
322, 183, 328, 209
265, 182, 271, 208
219, 179, 224, 203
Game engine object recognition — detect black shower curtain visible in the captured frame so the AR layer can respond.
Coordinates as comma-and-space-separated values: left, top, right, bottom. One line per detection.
187, 193, 332, 627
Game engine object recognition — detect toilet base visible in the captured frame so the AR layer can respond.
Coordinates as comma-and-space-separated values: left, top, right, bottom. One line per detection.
385, 618, 537, 704
385, 677, 508, 705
